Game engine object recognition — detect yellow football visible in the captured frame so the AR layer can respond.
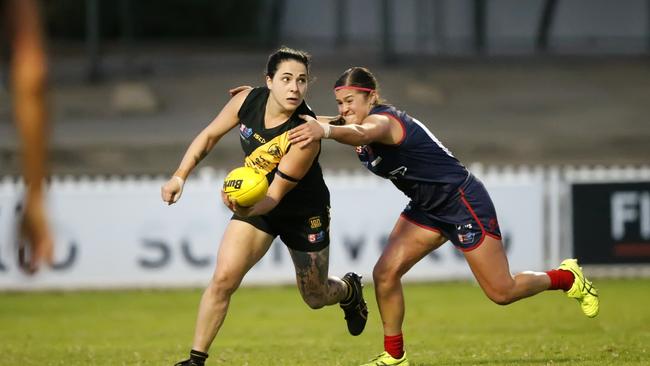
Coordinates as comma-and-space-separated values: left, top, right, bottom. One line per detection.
223, 166, 269, 207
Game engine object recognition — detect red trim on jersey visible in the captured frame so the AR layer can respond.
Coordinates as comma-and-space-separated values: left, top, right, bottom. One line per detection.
399, 213, 442, 234
377, 112, 407, 145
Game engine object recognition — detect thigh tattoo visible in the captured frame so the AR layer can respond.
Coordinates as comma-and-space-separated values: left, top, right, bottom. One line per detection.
290, 247, 330, 290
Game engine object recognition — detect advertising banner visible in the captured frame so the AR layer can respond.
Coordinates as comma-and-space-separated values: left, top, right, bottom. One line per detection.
572, 182, 650, 264
0, 172, 544, 290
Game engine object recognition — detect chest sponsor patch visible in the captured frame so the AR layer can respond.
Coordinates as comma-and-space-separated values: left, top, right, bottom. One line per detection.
240, 123, 253, 139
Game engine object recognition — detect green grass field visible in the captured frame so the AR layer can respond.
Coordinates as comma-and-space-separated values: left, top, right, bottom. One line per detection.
2, 279, 648, 365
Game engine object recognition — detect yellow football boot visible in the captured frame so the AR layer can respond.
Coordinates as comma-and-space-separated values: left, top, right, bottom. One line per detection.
558, 258, 599, 317
359, 351, 409, 366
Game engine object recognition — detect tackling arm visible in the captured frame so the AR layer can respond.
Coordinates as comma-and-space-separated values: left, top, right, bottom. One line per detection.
289, 114, 394, 148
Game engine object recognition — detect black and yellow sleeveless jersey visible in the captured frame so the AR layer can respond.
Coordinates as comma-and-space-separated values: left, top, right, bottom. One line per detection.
237, 87, 329, 213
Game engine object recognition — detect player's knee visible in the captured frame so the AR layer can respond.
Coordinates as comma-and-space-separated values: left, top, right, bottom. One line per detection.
208, 273, 240, 298
486, 288, 515, 305
372, 263, 399, 286
302, 293, 328, 309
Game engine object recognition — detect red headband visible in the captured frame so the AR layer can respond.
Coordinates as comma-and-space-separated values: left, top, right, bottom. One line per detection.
334, 86, 375, 93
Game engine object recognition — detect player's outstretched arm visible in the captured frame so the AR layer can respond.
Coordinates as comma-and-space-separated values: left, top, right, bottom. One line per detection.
289, 114, 393, 148
161, 89, 250, 205
287, 115, 328, 147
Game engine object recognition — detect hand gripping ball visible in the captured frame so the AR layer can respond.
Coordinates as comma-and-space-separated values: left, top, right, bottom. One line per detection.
223, 166, 269, 207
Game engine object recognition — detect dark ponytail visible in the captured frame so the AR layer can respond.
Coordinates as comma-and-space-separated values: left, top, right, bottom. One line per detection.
266, 46, 311, 79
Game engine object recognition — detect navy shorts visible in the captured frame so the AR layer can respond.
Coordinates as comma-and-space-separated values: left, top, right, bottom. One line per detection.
232, 205, 330, 252
401, 173, 501, 251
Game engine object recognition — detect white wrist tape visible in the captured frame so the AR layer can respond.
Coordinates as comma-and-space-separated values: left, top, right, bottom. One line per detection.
322, 123, 331, 139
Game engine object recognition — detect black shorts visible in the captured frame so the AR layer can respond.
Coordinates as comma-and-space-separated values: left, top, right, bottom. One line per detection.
231, 205, 330, 252
401, 173, 501, 251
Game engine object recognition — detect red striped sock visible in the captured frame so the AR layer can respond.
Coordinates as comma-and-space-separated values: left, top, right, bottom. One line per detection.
384, 333, 404, 359
546, 269, 575, 291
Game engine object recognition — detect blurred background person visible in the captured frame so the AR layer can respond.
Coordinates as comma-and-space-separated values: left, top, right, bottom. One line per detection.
2, 0, 54, 273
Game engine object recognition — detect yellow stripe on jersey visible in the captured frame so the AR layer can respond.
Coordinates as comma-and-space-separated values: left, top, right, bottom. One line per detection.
244, 131, 291, 174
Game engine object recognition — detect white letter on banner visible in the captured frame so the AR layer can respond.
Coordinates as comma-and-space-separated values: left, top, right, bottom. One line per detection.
611, 192, 638, 240
641, 192, 650, 239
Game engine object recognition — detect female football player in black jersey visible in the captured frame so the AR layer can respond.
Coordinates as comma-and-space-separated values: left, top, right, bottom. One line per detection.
288, 67, 599, 366
161, 48, 367, 366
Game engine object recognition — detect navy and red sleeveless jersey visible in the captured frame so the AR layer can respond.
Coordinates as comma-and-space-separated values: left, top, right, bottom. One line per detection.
356, 104, 469, 210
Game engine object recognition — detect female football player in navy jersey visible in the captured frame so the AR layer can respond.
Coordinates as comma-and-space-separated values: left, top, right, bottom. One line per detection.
161, 49, 367, 366
288, 67, 599, 366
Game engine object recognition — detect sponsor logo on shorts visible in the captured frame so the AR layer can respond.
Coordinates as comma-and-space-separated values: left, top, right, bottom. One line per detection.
456, 223, 476, 245
240, 124, 253, 139
308, 231, 325, 243
488, 217, 499, 232
458, 232, 477, 245
309, 216, 322, 229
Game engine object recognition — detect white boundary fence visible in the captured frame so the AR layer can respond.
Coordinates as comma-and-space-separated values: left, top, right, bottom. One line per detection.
1, 164, 649, 290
